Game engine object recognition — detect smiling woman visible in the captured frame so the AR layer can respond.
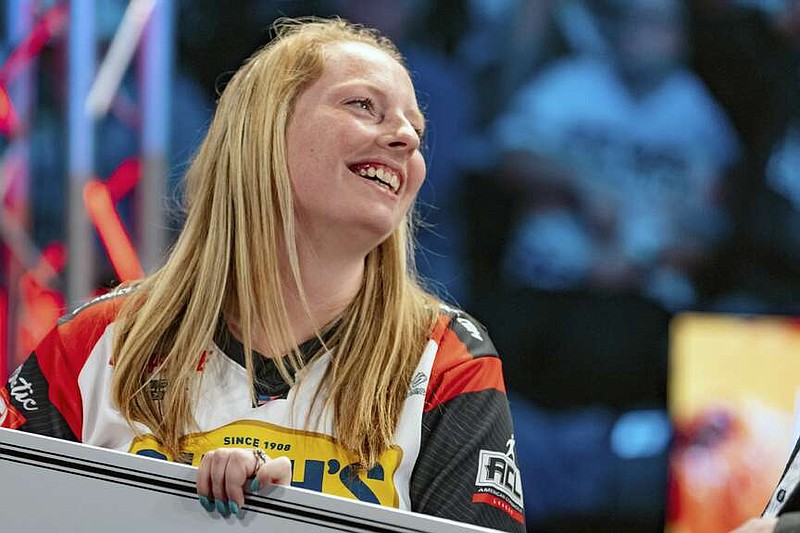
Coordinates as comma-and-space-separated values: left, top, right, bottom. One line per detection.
287, 39, 426, 255
0, 17, 525, 533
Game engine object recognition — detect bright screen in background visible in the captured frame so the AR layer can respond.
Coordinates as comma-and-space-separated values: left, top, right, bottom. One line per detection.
668, 314, 800, 533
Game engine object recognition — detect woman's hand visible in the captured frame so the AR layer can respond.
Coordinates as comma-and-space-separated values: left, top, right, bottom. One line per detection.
196, 448, 292, 516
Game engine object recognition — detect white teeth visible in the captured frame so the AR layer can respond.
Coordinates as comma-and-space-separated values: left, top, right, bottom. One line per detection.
354, 165, 400, 192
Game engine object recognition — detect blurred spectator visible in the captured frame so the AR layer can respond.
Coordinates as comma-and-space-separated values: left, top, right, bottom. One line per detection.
493, 0, 740, 310
459, 1, 575, 318
464, 0, 741, 452
691, 0, 800, 313
460, 0, 566, 130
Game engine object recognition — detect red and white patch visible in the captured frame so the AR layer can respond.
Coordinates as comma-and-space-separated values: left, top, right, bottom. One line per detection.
471, 493, 525, 524
0, 387, 27, 429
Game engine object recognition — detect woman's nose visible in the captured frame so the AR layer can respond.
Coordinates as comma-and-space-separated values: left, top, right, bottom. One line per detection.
379, 115, 421, 152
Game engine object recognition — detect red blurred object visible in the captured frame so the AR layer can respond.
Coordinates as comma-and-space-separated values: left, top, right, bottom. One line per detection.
83, 180, 144, 282
41, 242, 67, 274
105, 157, 141, 201
0, 288, 7, 383
0, 3, 68, 84
0, 84, 20, 137
17, 243, 66, 357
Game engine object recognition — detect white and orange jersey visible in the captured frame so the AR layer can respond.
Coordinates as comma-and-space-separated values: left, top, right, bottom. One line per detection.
2, 290, 524, 532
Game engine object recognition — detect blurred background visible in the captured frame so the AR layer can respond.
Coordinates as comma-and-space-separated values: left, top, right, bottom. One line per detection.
2, 0, 800, 531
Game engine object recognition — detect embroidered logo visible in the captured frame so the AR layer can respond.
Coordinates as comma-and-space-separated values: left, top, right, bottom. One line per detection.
457, 317, 483, 342
473, 436, 524, 524
148, 379, 168, 401
10, 376, 38, 412
407, 371, 428, 397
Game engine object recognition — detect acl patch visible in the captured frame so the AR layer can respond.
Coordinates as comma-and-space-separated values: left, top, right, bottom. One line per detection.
472, 437, 524, 524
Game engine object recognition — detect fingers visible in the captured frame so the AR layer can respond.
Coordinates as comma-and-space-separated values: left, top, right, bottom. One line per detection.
196, 448, 256, 516
196, 452, 215, 512
253, 455, 293, 491
224, 450, 257, 512
196, 448, 292, 517
209, 449, 233, 514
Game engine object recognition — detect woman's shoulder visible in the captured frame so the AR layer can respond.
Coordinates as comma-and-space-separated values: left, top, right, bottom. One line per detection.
56, 285, 137, 333
422, 303, 508, 407
430, 302, 498, 360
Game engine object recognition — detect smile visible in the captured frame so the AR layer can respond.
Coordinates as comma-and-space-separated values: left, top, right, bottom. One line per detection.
348, 163, 400, 194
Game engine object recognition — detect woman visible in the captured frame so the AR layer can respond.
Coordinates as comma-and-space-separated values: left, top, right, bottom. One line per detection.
0, 18, 524, 532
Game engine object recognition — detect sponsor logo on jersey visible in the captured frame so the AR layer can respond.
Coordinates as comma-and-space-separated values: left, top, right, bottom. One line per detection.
9, 376, 38, 411
473, 437, 524, 523
438, 303, 485, 342
129, 419, 403, 507
456, 317, 483, 342
407, 371, 428, 397
148, 378, 168, 401
0, 387, 26, 429
116, 351, 207, 372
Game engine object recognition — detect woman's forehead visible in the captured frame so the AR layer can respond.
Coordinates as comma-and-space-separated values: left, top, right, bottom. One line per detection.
320, 41, 405, 80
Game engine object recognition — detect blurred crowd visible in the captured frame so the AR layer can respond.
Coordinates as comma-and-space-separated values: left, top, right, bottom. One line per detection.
5, 0, 800, 530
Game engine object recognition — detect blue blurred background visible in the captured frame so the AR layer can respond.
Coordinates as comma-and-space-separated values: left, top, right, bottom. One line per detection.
3, 0, 800, 530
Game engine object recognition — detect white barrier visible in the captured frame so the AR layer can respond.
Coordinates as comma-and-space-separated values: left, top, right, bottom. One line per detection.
0, 427, 499, 532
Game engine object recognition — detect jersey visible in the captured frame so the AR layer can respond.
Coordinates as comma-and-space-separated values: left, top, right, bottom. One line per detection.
1, 291, 525, 532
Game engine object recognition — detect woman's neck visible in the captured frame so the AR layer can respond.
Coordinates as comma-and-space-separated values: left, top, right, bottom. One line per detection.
280, 246, 365, 345
227, 233, 368, 357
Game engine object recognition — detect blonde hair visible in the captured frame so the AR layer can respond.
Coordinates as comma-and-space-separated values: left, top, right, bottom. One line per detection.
111, 17, 438, 467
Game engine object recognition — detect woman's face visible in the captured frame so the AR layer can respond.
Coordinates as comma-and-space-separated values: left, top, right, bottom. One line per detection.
286, 41, 426, 256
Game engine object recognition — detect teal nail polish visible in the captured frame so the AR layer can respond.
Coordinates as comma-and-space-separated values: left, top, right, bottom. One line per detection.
199, 495, 214, 512
250, 478, 261, 492
230, 502, 240, 516
216, 500, 229, 516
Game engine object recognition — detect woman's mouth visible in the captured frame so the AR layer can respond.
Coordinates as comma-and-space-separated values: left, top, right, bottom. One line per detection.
348, 163, 400, 193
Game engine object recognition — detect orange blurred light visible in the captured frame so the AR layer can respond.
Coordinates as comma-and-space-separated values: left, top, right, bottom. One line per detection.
83, 180, 144, 282
0, 84, 19, 136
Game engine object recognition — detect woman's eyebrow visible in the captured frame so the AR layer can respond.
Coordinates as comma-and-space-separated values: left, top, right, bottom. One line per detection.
334, 81, 425, 127
331, 79, 382, 94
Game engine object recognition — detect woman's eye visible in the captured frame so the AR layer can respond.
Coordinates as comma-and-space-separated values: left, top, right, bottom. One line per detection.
348, 98, 374, 112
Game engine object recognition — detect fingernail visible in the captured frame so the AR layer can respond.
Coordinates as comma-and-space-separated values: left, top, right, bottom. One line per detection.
230, 502, 240, 516
250, 478, 261, 492
216, 499, 230, 516
199, 495, 214, 512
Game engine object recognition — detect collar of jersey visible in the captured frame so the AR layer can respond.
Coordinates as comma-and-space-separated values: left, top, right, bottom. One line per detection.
212, 321, 335, 403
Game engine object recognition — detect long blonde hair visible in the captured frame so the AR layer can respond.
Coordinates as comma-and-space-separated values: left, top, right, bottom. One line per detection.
111, 18, 438, 467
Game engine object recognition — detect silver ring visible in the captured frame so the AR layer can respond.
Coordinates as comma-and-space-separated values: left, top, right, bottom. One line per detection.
252, 448, 268, 476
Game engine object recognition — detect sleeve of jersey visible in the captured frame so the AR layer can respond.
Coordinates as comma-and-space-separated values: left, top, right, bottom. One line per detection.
0, 297, 120, 440
410, 313, 526, 533
1, 326, 79, 440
